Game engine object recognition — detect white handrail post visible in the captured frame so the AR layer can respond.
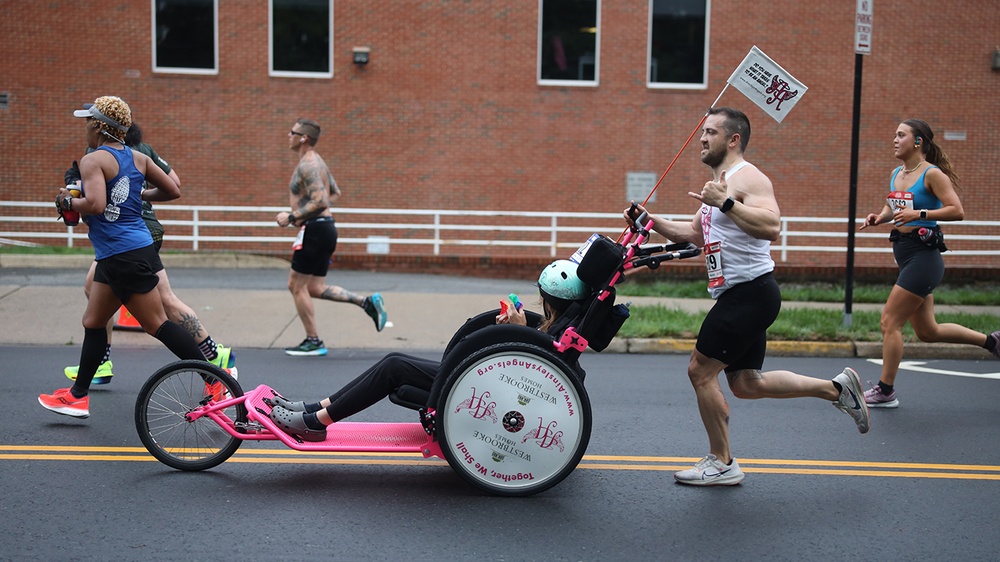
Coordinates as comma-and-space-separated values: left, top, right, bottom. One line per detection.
434, 213, 441, 255
68, 226, 74, 248
192, 208, 199, 252
780, 217, 788, 262
550, 215, 558, 257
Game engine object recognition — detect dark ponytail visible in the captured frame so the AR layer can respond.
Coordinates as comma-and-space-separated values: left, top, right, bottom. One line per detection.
904, 119, 960, 190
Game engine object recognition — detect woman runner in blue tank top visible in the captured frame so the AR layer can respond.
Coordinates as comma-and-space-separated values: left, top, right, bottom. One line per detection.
39, 96, 206, 420
858, 118, 1000, 408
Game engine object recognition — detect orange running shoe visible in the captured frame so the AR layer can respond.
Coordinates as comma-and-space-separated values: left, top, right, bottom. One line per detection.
38, 388, 90, 418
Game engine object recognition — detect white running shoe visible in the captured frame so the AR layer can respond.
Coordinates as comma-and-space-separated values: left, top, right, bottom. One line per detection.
674, 454, 744, 486
833, 367, 871, 433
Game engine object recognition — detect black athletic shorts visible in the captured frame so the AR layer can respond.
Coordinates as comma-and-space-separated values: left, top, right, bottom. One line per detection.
695, 272, 781, 372
892, 237, 944, 298
291, 217, 338, 277
93, 244, 164, 305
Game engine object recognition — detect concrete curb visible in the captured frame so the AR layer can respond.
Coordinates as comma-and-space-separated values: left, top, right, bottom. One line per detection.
612, 338, 996, 360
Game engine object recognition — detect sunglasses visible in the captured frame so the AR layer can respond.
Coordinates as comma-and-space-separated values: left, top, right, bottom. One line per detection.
289, 130, 306, 137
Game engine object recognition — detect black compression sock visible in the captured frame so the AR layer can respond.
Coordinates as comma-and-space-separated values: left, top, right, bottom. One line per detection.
303, 402, 322, 414
155, 321, 206, 361
878, 381, 894, 394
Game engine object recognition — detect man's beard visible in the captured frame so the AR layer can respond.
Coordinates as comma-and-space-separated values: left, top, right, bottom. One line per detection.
701, 144, 726, 168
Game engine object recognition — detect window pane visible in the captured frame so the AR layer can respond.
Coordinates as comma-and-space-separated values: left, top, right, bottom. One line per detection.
540, 0, 598, 82
649, 0, 707, 85
272, 0, 331, 74
154, 0, 216, 71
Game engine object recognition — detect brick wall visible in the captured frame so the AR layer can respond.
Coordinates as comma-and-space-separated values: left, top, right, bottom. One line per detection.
1, 0, 997, 273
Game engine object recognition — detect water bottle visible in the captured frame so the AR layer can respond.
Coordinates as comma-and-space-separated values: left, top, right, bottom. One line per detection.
917, 227, 934, 244
60, 188, 81, 226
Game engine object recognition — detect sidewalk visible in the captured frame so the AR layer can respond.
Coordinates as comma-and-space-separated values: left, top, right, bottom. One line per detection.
0, 253, 996, 360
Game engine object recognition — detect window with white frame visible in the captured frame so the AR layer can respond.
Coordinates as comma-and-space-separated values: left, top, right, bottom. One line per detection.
538, 0, 600, 86
270, 0, 333, 78
648, 0, 709, 88
152, 0, 218, 75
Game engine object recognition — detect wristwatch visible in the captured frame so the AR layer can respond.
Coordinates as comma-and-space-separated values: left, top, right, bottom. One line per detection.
920, 210, 927, 220
720, 197, 735, 213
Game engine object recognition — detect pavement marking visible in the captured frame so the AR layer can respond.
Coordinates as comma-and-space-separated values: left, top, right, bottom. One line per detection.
867, 359, 1000, 380
3, 446, 1000, 481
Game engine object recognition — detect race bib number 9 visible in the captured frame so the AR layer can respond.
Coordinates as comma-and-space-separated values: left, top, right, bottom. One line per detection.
887, 191, 914, 213
705, 241, 724, 289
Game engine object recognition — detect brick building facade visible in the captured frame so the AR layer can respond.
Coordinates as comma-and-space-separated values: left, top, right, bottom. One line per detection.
1, 1, 998, 278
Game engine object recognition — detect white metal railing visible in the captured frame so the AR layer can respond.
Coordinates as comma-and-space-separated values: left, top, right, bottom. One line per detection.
3, 201, 1000, 261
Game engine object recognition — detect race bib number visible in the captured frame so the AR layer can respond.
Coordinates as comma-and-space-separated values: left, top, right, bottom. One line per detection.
292, 226, 305, 250
887, 191, 914, 213
704, 241, 724, 289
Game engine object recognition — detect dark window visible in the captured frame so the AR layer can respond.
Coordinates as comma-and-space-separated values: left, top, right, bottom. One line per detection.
153, 0, 217, 73
539, 0, 599, 83
271, 0, 332, 76
649, 0, 708, 87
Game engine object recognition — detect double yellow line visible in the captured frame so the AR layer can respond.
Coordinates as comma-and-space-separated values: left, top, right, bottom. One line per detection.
3, 446, 999, 480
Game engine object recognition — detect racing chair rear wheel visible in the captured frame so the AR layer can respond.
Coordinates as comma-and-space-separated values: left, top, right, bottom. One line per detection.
434, 331, 591, 497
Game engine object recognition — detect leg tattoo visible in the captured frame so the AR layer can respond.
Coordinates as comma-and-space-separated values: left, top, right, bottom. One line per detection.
177, 312, 203, 338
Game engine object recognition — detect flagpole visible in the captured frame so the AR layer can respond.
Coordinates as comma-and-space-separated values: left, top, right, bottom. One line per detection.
617, 83, 731, 243
635, 83, 731, 210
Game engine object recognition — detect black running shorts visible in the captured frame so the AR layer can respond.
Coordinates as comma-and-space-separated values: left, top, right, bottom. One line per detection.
93, 244, 164, 305
291, 218, 338, 277
892, 237, 944, 298
695, 272, 781, 372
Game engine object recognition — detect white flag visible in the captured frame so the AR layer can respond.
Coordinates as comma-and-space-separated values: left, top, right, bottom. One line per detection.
726, 46, 808, 123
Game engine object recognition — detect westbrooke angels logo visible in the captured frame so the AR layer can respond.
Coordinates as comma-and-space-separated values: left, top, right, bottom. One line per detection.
726, 45, 808, 123
455, 387, 497, 423
522, 417, 565, 452
766, 75, 800, 112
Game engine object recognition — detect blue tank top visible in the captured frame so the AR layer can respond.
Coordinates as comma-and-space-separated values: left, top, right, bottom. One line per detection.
890, 165, 941, 228
86, 145, 154, 259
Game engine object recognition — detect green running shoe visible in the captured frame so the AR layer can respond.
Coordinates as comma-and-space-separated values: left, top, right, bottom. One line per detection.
209, 345, 238, 379
64, 361, 114, 385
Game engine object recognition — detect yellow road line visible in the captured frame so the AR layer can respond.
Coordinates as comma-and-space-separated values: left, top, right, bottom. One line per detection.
2, 446, 999, 481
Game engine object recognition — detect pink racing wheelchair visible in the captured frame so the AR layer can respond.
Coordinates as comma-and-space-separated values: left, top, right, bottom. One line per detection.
134, 212, 700, 496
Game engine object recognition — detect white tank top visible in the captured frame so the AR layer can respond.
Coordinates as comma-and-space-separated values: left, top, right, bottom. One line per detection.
699, 161, 775, 299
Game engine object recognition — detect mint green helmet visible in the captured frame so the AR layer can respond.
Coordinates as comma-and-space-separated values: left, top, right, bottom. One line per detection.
537, 260, 589, 312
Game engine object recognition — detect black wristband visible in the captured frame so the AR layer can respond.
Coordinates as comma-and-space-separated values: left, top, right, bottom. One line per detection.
720, 197, 735, 213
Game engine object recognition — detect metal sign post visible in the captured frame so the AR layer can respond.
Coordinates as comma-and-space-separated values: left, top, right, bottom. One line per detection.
844, 0, 873, 328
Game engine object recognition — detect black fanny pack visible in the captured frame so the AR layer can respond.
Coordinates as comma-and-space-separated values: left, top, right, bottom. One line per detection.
889, 226, 947, 253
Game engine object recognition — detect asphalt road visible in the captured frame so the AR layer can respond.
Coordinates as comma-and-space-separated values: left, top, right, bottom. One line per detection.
5, 347, 1000, 560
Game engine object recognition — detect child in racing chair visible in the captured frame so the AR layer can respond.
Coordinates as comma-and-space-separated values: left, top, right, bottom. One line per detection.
268, 259, 591, 442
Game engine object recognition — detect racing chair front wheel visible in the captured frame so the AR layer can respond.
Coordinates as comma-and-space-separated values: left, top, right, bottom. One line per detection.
135, 360, 246, 471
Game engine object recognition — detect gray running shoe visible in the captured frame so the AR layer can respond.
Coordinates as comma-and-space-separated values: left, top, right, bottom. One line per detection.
833, 367, 871, 433
674, 454, 744, 486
